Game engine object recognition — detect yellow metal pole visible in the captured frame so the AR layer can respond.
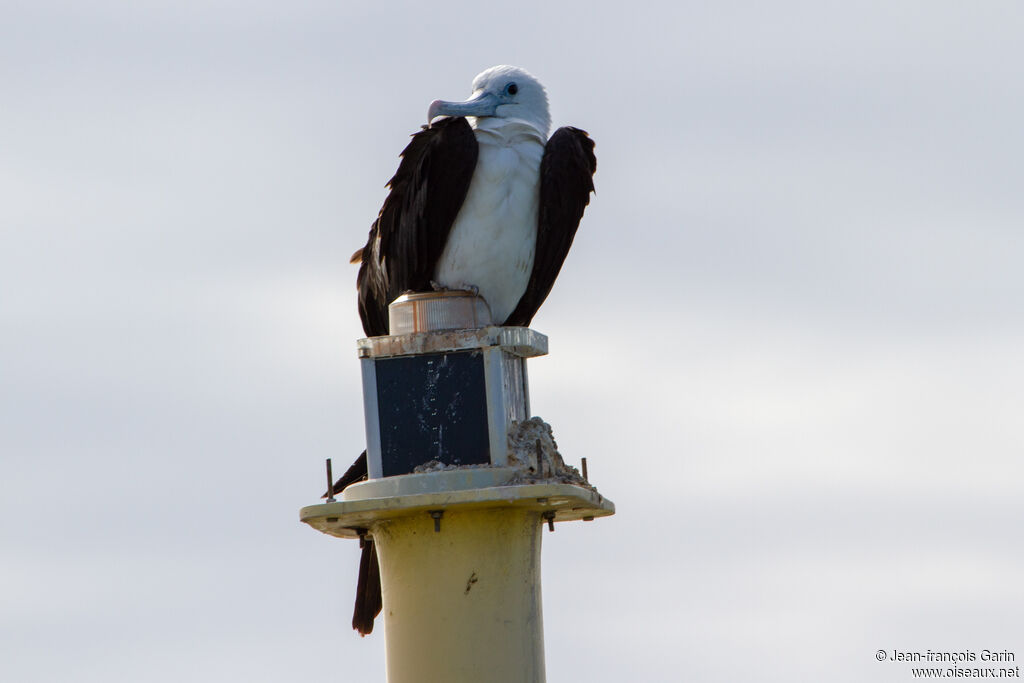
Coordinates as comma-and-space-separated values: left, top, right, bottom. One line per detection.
374, 506, 545, 683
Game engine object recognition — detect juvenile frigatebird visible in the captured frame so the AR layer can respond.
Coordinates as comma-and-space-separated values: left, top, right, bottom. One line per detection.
328, 65, 597, 635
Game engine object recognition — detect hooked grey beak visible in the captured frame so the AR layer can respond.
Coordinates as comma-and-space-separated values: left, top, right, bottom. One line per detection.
427, 91, 500, 123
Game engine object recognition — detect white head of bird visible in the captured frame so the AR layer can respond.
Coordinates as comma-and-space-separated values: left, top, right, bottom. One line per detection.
427, 65, 551, 138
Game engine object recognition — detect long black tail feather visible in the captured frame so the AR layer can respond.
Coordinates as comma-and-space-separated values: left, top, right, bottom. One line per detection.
352, 541, 383, 635
323, 450, 382, 636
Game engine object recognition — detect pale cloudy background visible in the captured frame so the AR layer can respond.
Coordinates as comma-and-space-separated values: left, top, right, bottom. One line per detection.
3, 2, 1023, 681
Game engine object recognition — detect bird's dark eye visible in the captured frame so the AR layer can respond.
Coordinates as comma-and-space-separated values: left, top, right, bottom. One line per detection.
506, 83, 518, 96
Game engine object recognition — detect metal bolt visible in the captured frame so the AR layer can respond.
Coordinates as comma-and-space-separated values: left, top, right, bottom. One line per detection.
543, 511, 555, 532
430, 510, 444, 532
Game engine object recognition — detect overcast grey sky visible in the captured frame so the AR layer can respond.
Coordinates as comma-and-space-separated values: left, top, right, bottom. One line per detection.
3, 2, 1023, 681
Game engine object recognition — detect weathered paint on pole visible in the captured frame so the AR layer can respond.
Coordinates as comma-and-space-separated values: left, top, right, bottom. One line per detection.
375, 507, 545, 683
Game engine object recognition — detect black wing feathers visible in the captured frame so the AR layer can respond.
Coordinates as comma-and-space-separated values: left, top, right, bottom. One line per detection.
356, 117, 478, 337
505, 127, 596, 327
